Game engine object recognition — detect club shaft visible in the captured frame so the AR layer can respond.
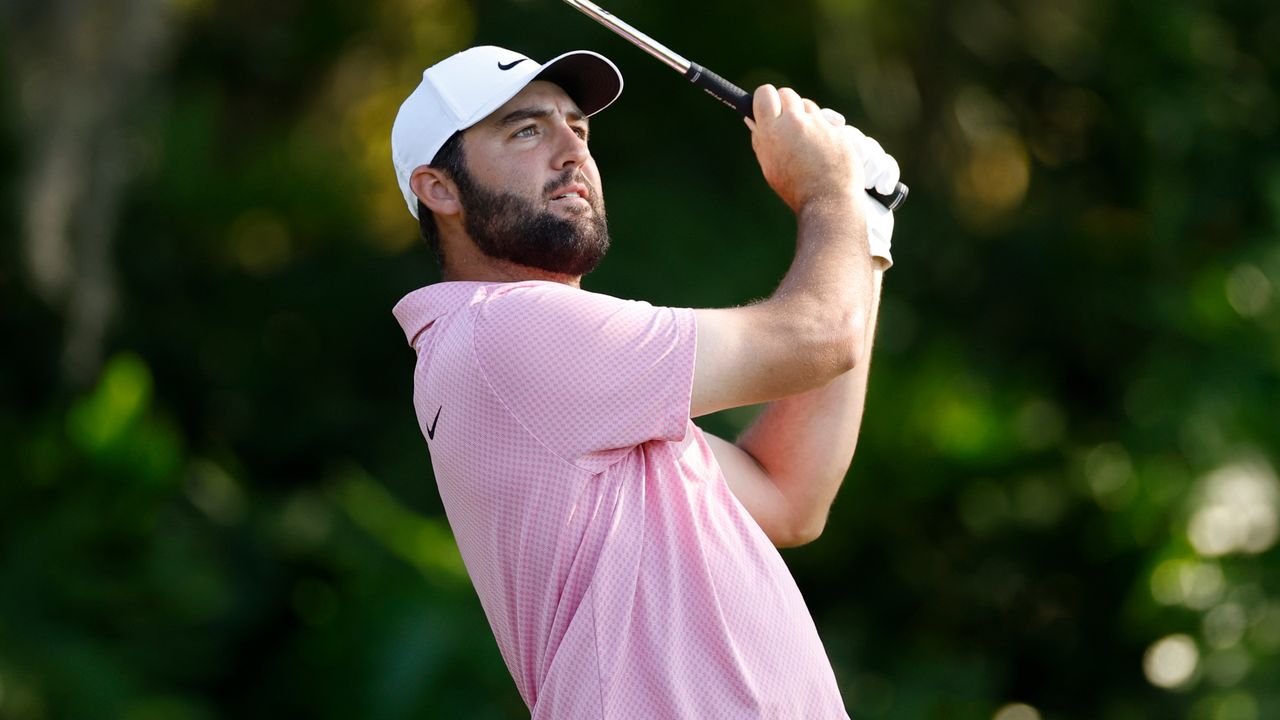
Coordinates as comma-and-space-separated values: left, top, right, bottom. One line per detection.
562, 0, 909, 211
562, 0, 690, 74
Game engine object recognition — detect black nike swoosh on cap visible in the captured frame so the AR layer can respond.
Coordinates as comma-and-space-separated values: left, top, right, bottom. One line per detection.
497, 58, 527, 71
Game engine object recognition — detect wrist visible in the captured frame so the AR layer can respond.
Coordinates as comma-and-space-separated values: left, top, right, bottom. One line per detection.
796, 188, 862, 217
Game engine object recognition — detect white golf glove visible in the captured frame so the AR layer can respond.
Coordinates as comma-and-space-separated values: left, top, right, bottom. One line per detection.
822, 109, 898, 268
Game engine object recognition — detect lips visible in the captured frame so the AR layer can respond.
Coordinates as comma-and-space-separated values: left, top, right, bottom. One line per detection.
549, 183, 590, 202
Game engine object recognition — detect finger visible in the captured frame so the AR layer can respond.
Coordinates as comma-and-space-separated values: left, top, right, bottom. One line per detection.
802, 98, 820, 115
859, 135, 886, 186
866, 164, 889, 192
874, 155, 901, 195
856, 134, 887, 190
843, 124, 868, 151
777, 87, 804, 116
744, 116, 757, 132
821, 108, 845, 126
753, 85, 782, 121
859, 135, 885, 164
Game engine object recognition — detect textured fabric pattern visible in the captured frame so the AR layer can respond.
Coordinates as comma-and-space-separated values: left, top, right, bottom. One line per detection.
393, 280, 849, 719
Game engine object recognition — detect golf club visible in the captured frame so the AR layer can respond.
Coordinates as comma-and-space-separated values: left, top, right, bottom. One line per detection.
562, 0, 909, 211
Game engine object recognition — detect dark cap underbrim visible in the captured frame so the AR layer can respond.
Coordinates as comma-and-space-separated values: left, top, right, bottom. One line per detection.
533, 51, 623, 117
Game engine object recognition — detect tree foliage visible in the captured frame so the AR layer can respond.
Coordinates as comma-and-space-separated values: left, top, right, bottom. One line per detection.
1, 0, 1277, 718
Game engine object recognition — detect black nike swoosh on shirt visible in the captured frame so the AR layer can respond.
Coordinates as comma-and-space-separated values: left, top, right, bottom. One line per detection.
497, 58, 527, 71
426, 405, 442, 440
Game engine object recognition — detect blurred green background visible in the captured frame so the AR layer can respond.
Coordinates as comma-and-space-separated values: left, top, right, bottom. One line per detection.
1, 0, 1278, 718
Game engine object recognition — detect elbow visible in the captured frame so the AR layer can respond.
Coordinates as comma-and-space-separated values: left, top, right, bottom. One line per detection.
804, 308, 863, 380
774, 514, 828, 549
835, 320, 864, 375
796, 513, 829, 546
834, 305, 870, 372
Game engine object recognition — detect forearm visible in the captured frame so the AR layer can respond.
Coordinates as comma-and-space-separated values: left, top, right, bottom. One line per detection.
767, 193, 878, 367
736, 265, 885, 543
690, 193, 882, 417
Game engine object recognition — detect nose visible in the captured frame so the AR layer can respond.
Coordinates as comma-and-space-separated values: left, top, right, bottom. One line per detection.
552, 121, 590, 171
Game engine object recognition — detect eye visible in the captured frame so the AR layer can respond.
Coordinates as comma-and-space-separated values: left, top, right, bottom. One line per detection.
513, 124, 539, 139
572, 125, 589, 141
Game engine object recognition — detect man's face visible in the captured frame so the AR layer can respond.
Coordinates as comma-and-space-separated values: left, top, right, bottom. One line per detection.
453, 81, 609, 277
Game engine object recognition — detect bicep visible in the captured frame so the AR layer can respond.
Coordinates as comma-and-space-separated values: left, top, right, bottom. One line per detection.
703, 432, 803, 548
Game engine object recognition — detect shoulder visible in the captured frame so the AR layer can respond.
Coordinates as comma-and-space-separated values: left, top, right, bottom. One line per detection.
475, 281, 661, 332
479, 281, 631, 312
472, 282, 693, 372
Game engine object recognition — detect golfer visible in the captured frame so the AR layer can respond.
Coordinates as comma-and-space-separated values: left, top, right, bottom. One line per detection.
391, 45, 898, 719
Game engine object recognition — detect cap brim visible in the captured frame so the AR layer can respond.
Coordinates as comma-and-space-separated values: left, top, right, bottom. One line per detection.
534, 51, 623, 117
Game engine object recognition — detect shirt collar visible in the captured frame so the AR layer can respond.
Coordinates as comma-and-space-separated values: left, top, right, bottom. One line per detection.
392, 281, 494, 348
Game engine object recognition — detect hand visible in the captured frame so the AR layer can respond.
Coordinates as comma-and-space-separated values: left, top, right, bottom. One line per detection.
861, 179, 896, 268
842, 124, 898, 266
745, 85, 862, 212
820, 109, 898, 267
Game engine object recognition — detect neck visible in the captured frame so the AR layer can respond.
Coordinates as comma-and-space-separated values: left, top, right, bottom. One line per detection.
442, 260, 581, 288
440, 228, 581, 287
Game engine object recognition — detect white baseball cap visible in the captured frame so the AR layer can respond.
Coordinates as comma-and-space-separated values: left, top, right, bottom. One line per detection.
391, 45, 624, 218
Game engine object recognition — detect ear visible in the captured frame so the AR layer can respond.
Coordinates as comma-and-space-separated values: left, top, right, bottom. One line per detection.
411, 166, 462, 217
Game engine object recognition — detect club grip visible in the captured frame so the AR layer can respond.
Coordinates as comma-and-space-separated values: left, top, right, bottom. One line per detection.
685, 62, 755, 118
685, 62, 909, 211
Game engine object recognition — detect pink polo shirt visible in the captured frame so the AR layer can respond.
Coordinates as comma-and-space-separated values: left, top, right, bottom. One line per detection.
393, 280, 849, 719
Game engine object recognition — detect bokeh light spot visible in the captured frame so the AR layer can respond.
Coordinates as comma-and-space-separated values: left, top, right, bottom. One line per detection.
1189, 16, 1238, 67
1225, 264, 1272, 318
993, 702, 1041, 720
1203, 602, 1248, 649
1013, 397, 1066, 450
229, 209, 293, 274
1188, 460, 1280, 557
1021, 1, 1097, 77
949, 86, 1030, 224
184, 459, 246, 525
66, 352, 153, 452
1203, 647, 1251, 688
953, 130, 1031, 223
1144, 634, 1200, 689
1250, 602, 1280, 653
1212, 691, 1259, 720
1150, 559, 1224, 610
1084, 443, 1135, 510
926, 375, 1000, 459
277, 491, 334, 553
1013, 474, 1068, 527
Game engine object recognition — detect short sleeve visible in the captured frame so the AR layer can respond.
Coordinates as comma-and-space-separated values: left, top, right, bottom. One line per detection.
472, 283, 695, 471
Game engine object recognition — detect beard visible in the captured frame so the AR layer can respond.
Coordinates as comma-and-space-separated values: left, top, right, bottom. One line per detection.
455, 167, 610, 277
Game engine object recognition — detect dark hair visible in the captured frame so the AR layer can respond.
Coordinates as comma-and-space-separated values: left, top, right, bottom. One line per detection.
417, 130, 468, 267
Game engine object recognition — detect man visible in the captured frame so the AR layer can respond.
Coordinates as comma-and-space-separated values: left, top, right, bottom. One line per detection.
390, 45, 898, 719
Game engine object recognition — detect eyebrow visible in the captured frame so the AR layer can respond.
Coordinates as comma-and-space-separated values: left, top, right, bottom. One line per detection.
494, 107, 588, 128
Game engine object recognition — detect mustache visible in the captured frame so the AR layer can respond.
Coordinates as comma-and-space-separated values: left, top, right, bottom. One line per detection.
543, 169, 597, 198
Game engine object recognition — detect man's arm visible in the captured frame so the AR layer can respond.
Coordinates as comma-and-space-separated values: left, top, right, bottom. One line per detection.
706, 264, 885, 547
689, 85, 896, 547
690, 86, 874, 416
